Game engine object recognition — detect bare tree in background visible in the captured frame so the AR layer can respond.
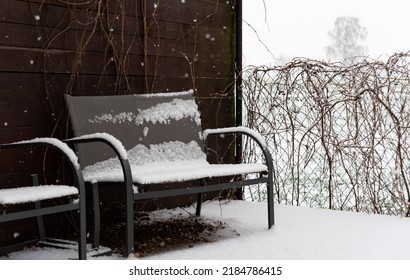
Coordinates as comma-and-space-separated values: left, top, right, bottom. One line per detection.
326, 17, 368, 61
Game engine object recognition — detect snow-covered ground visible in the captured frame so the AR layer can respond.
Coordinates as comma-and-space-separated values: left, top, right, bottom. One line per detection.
2, 200, 410, 260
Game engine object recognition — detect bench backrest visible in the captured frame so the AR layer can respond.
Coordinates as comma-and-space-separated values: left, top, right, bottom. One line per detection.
65, 90, 204, 168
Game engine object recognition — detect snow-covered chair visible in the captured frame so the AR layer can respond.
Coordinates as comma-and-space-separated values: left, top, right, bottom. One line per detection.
0, 138, 86, 260
64, 90, 274, 256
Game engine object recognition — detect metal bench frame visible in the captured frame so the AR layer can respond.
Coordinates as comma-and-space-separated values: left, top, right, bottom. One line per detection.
65, 92, 274, 257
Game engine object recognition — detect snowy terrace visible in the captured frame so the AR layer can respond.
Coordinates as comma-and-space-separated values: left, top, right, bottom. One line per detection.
2, 200, 410, 260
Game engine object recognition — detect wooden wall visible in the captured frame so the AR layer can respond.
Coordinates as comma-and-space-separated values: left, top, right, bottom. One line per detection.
1, 0, 237, 245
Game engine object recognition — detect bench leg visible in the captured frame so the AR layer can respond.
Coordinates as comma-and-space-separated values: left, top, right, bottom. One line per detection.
125, 181, 134, 256
32, 174, 46, 241
196, 193, 203, 216
91, 182, 100, 249
267, 173, 275, 228
196, 179, 206, 216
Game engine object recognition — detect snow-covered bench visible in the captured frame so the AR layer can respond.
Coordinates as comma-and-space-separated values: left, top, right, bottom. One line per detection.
64, 90, 274, 256
0, 138, 86, 260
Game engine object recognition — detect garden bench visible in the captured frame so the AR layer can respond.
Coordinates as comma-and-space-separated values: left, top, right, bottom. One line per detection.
0, 138, 86, 260
64, 90, 274, 256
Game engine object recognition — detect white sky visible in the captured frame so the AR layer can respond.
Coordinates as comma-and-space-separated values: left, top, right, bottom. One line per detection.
243, 0, 410, 66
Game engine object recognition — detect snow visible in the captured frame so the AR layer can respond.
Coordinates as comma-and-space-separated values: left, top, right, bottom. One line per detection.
85, 160, 267, 184
0, 185, 78, 205
135, 98, 201, 126
147, 201, 410, 260
82, 141, 267, 184
88, 112, 135, 124
139, 89, 193, 98
143, 127, 149, 137
2, 200, 410, 260
128, 141, 205, 164
88, 98, 201, 126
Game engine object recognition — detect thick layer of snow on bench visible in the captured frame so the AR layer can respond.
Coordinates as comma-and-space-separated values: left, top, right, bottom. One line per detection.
88, 98, 201, 126
82, 140, 267, 185
135, 98, 201, 126
84, 159, 267, 185
0, 185, 78, 205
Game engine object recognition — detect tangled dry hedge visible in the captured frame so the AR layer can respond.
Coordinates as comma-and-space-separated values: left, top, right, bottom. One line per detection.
242, 52, 410, 216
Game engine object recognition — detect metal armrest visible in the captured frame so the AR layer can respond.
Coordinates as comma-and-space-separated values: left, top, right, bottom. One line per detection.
203, 126, 275, 228
64, 132, 133, 211
203, 126, 273, 170
0, 138, 85, 192
64, 132, 132, 181
64, 132, 134, 254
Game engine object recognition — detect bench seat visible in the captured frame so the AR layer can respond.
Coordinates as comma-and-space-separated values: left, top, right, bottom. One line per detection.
84, 159, 267, 185
82, 139, 267, 184
0, 185, 78, 205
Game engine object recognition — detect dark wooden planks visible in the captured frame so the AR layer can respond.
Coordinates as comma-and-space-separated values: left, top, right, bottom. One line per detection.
0, 0, 236, 198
